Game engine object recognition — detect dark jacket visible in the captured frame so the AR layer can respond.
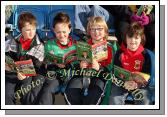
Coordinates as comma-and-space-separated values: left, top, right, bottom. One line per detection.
5, 34, 45, 75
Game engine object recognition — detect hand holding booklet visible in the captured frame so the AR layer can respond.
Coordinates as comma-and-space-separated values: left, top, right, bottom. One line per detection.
114, 65, 150, 87
45, 50, 77, 64
76, 40, 108, 63
5, 55, 36, 76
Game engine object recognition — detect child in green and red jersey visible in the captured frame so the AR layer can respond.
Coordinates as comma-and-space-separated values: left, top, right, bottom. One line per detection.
36, 12, 78, 105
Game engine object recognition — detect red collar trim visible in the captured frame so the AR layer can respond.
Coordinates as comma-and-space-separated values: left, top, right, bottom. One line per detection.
56, 36, 73, 49
88, 38, 93, 45
120, 43, 144, 57
19, 36, 33, 50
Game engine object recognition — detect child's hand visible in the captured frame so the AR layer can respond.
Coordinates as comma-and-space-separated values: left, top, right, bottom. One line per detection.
56, 63, 65, 68
92, 59, 100, 71
80, 61, 89, 68
5, 63, 11, 71
124, 80, 138, 91
17, 72, 27, 80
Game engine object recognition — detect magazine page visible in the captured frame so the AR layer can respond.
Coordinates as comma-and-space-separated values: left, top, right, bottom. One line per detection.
14, 59, 36, 76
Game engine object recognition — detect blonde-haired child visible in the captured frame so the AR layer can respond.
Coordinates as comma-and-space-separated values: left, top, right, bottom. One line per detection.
65, 16, 114, 105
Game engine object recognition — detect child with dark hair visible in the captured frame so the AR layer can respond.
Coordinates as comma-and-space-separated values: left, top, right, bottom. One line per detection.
109, 22, 155, 105
36, 12, 78, 104
5, 12, 45, 105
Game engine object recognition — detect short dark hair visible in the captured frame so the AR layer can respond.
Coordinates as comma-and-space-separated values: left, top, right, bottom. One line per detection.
52, 12, 71, 29
18, 12, 37, 31
123, 22, 146, 46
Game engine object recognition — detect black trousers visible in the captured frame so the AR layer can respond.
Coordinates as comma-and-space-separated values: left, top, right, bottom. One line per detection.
5, 71, 20, 105
64, 77, 106, 105
109, 83, 154, 105
35, 78, 59, 105
5, 71, 45, 105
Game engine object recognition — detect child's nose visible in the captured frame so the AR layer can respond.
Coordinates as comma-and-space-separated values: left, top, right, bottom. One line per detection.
94, 30, 99, 34
131, 38, 136, 41
30, 29, 35, 35
60, 33, 64, 37
29, 31, 33, 36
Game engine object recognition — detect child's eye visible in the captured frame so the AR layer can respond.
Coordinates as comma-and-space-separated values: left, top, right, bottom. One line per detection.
91, 28, 104, 32
55, 31, 67, 34
97, 28, 104, 31
55, 32, 61, 34
23, 28, 36, 32
25, 29, 31, 31
135, 36, 141, 40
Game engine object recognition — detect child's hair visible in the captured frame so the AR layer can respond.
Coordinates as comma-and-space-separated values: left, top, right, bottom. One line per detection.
123, 22, 146, 46
52, 12, 71, 29
87, 16, 108, 37
18, 12, 37, 31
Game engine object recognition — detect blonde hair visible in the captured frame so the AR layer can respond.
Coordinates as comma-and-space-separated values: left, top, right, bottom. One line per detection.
87, 16, 108, 38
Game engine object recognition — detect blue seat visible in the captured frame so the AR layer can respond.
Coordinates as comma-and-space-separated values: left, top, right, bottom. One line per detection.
145, 49, 155, 103
7, 5, 48, 39
6, 5, 81, 40
48, 5, 75, 28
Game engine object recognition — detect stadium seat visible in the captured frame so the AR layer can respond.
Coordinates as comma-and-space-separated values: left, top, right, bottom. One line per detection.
6, 5, 49, 39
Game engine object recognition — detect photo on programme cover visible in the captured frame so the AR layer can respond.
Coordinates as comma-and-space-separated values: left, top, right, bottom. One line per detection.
1, 1, 159, 110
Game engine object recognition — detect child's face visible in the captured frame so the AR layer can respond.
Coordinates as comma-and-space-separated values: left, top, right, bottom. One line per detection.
53, 23, 71, 43
126, 34, 141, 51
21, 22, 36, 40
90, 25, 106, 42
